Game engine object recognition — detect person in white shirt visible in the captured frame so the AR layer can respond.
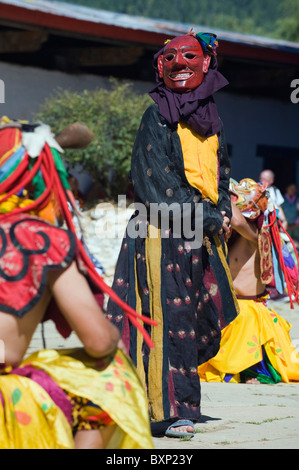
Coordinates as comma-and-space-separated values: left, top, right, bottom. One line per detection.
259, 169, 288, 229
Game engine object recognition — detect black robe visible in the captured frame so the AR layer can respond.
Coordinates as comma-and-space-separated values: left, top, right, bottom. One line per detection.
107, 103, 239, 424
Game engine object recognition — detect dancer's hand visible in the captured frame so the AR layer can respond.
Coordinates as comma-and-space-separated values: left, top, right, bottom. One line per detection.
219, 211, 230, 235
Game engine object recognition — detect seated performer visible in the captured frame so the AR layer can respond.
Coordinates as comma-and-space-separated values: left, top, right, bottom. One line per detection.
0, 117, 154, 449
198, 178, 299, 384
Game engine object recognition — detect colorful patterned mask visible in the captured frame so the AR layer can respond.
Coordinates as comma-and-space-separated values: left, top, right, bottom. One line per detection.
229, 178, 268, 219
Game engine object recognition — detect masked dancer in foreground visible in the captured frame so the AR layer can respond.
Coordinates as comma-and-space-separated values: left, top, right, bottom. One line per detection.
0, 117, 155, 449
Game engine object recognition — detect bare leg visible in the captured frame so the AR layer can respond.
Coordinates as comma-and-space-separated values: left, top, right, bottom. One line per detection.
74, 425, 117, 449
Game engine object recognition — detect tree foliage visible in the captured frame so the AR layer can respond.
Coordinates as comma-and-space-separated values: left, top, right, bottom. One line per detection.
275, 0, 299, 42
34, 2, 298, 200
34, 79, 152, 200
57, 0, 299, 42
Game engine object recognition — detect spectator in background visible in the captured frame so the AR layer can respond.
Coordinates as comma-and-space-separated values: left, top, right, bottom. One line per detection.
282, 183, 299, 245
259, 169, 288, 229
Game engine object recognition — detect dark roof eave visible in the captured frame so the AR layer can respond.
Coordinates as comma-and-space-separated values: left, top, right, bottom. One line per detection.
0, 1, 299, 65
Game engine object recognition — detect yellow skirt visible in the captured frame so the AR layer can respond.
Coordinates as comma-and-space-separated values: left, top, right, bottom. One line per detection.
0, 348, 154, 449
198, 298, 299, 383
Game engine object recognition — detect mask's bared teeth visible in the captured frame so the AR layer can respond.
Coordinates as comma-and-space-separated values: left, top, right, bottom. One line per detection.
171, 72, 192, 79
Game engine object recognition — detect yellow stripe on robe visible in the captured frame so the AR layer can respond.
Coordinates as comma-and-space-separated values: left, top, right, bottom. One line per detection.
214, 234, 240, 315
145, 223, 165, 422
177, 122, 219, 205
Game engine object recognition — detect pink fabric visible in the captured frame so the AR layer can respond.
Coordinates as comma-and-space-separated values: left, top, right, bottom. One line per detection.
10, 365, 73, 423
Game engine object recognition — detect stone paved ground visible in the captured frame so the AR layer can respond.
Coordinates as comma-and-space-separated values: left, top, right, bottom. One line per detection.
27, 287, 299, 450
